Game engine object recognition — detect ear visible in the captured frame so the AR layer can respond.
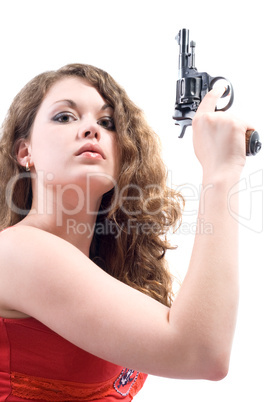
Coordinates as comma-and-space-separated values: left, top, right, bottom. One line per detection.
16, 139, 32, 169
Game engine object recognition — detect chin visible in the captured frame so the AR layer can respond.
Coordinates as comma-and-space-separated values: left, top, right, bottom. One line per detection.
73, 171, 118, 195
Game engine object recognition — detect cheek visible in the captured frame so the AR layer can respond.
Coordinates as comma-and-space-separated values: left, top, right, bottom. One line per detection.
32, 142, 61, 168
30, 128, 68, 168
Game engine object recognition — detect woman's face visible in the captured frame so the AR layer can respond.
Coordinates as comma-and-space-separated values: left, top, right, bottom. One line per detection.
27, 77, 120, 197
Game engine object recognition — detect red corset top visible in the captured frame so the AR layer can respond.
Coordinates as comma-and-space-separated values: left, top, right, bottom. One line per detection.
0, 317, 147, 401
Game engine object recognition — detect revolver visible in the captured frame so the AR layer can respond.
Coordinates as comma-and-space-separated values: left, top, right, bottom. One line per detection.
173, 28, 262, 156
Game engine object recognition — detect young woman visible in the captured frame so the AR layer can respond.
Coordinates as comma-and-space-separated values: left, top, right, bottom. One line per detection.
0, 64, 249, 401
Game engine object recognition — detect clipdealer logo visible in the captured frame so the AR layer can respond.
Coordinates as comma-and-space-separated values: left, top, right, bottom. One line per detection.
228, 169, 263, 233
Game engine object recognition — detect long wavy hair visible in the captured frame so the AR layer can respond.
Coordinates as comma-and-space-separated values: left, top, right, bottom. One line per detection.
0, 63, 184, 307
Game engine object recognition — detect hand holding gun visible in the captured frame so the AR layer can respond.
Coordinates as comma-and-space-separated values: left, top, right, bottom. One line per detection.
173, 29, 262, 156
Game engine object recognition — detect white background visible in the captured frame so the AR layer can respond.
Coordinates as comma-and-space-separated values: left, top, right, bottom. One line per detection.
0, 1, 266, 401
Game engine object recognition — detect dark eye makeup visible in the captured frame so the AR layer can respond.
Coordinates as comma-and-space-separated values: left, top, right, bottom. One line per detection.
97, 117, 116, 131
52, 112, 77, 123
52, 112, 115, 131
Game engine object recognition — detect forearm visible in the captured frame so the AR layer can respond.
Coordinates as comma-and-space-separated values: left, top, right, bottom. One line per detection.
169, 172, 241, 377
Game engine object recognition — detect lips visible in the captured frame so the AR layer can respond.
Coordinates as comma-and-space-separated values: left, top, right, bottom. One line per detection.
76, 143, 105, 159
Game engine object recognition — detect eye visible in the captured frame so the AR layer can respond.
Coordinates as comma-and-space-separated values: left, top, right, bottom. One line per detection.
97, 117, 115, 131
52, 112, 77, 123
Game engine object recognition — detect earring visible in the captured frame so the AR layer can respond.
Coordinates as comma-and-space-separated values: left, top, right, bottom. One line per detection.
26, 161, 30, 172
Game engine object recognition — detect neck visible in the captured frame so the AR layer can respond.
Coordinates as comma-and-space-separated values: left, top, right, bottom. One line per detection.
21, 186, 103, 256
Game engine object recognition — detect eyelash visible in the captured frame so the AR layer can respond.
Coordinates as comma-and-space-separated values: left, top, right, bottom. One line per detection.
52, 112, 115, 131
52, 112, 77, 123
98, 117, 116, 131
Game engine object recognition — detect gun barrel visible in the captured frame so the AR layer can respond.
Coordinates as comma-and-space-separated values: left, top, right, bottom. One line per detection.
178, 29, 190, 72
179, 28, 189, 53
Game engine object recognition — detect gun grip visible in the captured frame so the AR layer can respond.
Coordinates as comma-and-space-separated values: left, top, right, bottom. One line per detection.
245, 130, 262, 156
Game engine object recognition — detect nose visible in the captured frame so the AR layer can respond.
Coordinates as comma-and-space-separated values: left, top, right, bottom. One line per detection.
78, 119, 101, 140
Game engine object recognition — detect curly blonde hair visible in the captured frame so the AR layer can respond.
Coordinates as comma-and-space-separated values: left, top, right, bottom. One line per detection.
0, 64, 184, 307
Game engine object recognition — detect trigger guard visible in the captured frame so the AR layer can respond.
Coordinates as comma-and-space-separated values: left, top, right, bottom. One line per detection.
209, 76, 234, 112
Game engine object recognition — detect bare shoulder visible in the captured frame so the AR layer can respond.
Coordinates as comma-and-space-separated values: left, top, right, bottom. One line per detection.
0, 224, 70, 250
0, 225, 84, 317
0, 225, 46, 265
0, 224, 98, 288
0, 227, 45, 316
0, 225, 56, 248
0, 225, 104, 317
0, 225, 87, 265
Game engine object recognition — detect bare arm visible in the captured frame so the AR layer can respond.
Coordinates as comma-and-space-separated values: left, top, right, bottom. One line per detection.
0, 88, 247, 380
169, 87, 247, 379
169, 175, 240, 379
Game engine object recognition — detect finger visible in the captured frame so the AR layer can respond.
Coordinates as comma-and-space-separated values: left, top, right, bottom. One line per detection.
196, 86, 227, 115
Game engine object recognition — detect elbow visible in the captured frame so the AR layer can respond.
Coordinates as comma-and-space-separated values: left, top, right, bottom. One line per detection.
206, 365, 229, 382
171, 349, 230, 381
205, 355, 230, 381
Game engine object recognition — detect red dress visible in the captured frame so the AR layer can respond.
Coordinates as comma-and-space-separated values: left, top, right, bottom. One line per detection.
0, 317, 147, 401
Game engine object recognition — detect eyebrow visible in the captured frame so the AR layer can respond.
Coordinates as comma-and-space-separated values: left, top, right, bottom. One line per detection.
53, 99, 77, 108
101, 104, 114, 111
52, 99, 113, 112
